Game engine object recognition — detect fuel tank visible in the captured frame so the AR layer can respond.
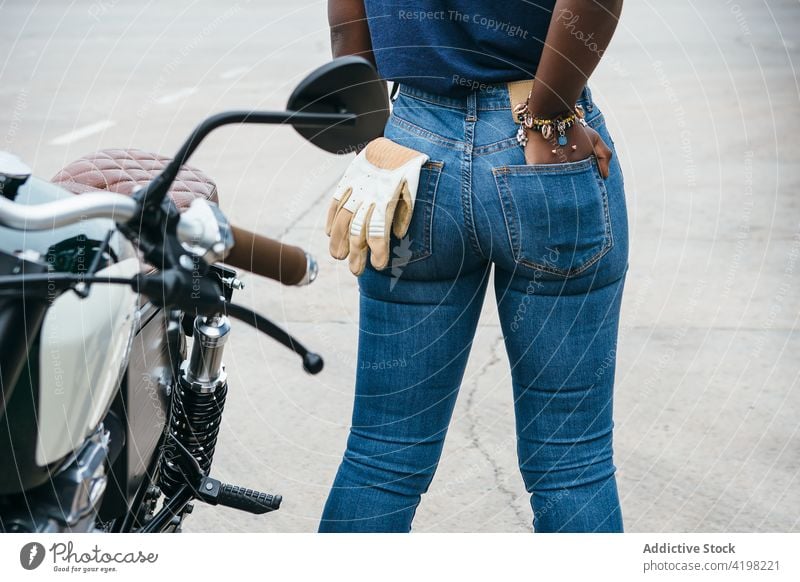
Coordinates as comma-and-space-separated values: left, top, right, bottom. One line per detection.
0, 176, 140, 494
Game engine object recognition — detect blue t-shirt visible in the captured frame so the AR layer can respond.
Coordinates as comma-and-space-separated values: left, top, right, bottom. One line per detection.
364, 0, 556, 95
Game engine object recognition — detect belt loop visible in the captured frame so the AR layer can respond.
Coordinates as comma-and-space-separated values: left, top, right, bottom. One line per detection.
466, 92, 477, 122
582, 85, 594, 111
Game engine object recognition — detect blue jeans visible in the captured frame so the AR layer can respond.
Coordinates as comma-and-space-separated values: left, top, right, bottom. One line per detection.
319, 83, 630, 532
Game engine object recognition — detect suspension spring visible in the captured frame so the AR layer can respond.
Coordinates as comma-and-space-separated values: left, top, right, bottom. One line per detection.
159, 315, 231, 498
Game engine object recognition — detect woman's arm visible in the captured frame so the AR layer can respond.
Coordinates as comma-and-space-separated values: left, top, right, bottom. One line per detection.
524, 0, 624, 174
530, 0, 623, 116
328, 0, 375, 63
327, 0, 387, 145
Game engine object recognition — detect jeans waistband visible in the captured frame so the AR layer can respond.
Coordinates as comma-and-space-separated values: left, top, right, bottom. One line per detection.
396, 82, 594, 112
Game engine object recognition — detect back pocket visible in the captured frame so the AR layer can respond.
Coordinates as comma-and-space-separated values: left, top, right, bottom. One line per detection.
492, 156, 613, 278
386, 160, 444, 266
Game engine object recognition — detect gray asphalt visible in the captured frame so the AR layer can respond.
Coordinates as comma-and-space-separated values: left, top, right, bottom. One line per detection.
0, 0, 797, 532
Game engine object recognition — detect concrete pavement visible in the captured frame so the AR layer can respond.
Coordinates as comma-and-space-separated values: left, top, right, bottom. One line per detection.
0, 0, 797, 532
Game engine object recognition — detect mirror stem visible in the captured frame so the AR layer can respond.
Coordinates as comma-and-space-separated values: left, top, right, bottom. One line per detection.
138, 110, 358, 210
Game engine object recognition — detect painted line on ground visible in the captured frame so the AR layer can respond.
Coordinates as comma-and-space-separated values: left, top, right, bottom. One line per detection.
154, 87, 198, 105
49, 120, 116, 146
220, 66, 250, 79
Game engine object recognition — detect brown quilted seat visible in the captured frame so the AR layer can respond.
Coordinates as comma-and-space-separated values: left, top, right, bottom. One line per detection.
51, 148, 218, 210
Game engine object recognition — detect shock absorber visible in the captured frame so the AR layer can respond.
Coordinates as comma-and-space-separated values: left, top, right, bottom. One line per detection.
159, 314, 230, 497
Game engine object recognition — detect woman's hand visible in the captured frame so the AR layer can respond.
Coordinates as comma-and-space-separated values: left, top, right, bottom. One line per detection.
523, 0, 622, 176
523, 121, 613, 178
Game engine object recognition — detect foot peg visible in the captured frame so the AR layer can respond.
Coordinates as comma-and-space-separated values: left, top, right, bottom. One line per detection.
197, 477, 282, 515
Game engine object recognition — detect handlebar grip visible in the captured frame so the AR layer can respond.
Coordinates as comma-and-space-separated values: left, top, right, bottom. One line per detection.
225, 225, 314, 285
217, 483, 282, 514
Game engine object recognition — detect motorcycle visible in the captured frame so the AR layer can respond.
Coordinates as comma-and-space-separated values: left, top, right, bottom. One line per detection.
0, 56, 389, 533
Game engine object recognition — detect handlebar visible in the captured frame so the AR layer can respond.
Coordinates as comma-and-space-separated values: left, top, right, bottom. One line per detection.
0, 191, 205, 251
0, 191, 316, 286
224, 225, 317, 286
0, 191, 138, 230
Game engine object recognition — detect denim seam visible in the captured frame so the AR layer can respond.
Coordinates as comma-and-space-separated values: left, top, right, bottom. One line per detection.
493, 172, 520, 268
404, 161, 443, 265
399, 84, 595, 111
397, 88, 465, 111
598, 164, 615, 269
389, 113, 462, 150
391, 100, 603, 158
477, 113, 606, 158
493, 155, 598, 176
399, 86, 517, 112
477, 104, 512, 111
462, 93, 484, 258
474, 136, 520, 157
492, 161, 614, 277
587, 111, 605, 130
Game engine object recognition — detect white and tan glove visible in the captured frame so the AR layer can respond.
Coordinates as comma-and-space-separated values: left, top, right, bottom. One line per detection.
325, 137, 429, 275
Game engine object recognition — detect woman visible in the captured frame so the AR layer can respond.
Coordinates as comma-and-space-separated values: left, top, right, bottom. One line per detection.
319, 0, 628, 532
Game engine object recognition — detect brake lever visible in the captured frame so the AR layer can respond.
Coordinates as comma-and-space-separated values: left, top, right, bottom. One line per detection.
223, 302, 323, 375
134, 271, 323, 374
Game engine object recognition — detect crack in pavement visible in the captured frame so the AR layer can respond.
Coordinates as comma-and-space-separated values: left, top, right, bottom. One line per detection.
283, 165, 534, 528
463, 333, 530, 530
276, 175, 341, 239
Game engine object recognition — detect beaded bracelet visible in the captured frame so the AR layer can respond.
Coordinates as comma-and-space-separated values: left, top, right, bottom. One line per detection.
514, 98, 587, 151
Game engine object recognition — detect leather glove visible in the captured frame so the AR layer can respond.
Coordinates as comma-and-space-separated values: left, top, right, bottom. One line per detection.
325, 137, 429, 275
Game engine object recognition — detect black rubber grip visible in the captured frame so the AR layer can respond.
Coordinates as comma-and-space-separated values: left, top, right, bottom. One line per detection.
217, 483, 282, 514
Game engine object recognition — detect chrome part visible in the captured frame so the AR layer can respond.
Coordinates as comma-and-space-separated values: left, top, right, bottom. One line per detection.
178, 254, 195, 270
13, 249, 42, 264
296, 252, 318, 286
44, 428, 110, 526
222, 276, 245, 290
0, 191, 137, 230
178, 198, 234, 263
0, 190, 227, 259
180, 315, 231, 393
0, 427, 109, 533
0, 151, 31, 199
0, 151, 31, 180
160, 315, 230, 498
158, 373, 173, 399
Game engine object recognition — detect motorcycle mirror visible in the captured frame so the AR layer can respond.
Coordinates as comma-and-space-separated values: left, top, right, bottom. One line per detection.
286, 56, 389, 154
133, 57, 389, 212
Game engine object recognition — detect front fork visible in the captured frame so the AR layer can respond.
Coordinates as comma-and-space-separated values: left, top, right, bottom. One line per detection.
158, 314, 231, 498
145, 284, 281, 532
